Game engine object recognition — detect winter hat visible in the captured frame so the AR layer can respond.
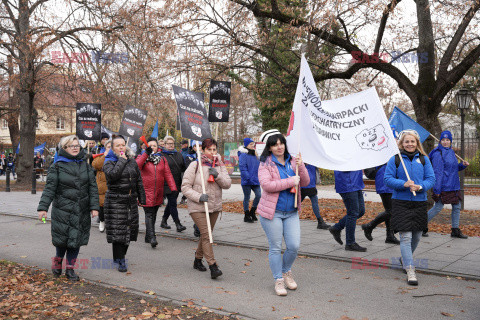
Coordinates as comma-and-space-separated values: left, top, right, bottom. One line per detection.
440, 130, 452, 142
181, 139, 189, 145
101, 132, 110, 140
243, 138, 254, 148
259, 129, 281, 144
190, 140, 200, 147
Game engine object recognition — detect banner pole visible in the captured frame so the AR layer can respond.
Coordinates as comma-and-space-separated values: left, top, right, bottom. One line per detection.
195, 141, 213, 243
398, 152, 417, 196
215, 123, 219, 141
429, 133, 465, 162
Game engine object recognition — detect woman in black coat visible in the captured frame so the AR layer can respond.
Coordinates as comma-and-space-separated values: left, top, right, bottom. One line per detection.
38, 135, 99, 281
103, 135, 146, 272
160, 136, 187, 232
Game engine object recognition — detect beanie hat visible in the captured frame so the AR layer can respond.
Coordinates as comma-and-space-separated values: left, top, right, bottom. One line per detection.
259, 129, 282, 144
181, 139, 188, 145
101, 132, 110, 140
190, 140, 200, 147
243, 138, 254, 148
440, 130, 452, 142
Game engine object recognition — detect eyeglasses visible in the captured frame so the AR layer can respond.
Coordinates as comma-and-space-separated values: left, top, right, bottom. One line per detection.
165, 142, 174, 146
66, 145, 80, 149
398, 130, 420, 140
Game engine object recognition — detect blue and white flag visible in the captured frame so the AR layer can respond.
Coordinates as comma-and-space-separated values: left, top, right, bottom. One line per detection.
151, 120, 159, 139
388, 106, 430, 142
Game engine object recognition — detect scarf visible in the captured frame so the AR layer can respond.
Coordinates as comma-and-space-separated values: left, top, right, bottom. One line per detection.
147, 152, 162, 165
401, 150, 419, 161
200, 154, 224, 167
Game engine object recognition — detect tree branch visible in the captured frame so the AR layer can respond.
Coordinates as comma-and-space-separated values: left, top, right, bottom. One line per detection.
374, 0, 402, 53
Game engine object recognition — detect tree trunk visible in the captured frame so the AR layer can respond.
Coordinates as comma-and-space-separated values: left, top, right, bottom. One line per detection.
414, 99, 442, 152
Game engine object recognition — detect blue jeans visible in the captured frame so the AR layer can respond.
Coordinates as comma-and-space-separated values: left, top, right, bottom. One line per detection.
333, 191, 365, 245
241, 185, 261, 212
301, 194, 321, 219
260, 210, 300, 280
428, 200, 461, 228
399, 231, 422, 268
55, 246, 80, 266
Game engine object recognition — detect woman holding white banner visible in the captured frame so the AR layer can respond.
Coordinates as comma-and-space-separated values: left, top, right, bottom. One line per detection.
257, 129, 309, 296
384, 130, 435, 286
181, 138, 231, 279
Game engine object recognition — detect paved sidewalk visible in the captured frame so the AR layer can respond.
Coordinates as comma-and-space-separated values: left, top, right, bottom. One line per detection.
1, 191, 479, 279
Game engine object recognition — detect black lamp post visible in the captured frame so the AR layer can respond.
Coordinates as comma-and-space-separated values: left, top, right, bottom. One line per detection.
455, 87, 473, 210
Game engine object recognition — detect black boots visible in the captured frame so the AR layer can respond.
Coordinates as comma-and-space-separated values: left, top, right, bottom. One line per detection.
145, 211, 158, 248
175, 220, 187, 232
422, 228, 429, 237
329, 227, 343, 245
361, 212, 400, 244
317, 217, 330, 230
52, 257, 63, 277
451, 228, 468, 239
345, 243, 367, 252
193, 224, 201, 237
385, 219, 400, 244
65, 266, 80, 281
209, 263, 222, 279
250, 207, 258, 221
193, 258, 207, 271
116, 259, 127, 272
244, 210, 254, 223
160, 217, 171, 229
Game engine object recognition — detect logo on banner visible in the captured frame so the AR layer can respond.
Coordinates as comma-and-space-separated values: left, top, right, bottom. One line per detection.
131, 143, 137, 152
216, 111, 223, 120
84, 129, 93, 138
127, 128, 135, 136
286, 111, 295, 136
356, 124, 389, 151
191, 125, 202, 138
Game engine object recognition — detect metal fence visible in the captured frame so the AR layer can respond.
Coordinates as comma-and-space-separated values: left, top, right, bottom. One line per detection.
450, 133, 480, 186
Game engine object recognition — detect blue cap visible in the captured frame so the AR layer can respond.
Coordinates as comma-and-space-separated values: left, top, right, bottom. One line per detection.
440, 130, 452, 142
243, 138, 254, 148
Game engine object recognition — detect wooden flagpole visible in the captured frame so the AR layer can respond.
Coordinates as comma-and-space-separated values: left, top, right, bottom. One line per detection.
195, 141, 213, 243
398, 152, 417, 196
429, 134, 465, 162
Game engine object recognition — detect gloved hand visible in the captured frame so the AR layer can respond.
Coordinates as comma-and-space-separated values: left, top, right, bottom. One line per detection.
199, 194, 209, 203
145, 147, 153, 155
208, 167, 219, 178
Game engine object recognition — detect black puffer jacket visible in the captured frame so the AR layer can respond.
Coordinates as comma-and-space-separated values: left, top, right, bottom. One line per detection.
391, 199, 428, 232
161, 150, 186, 193
103, 150, 146, 244
37, 148, 99, 248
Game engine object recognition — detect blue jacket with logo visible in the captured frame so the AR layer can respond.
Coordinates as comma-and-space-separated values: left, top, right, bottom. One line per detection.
384, 151, 435, 202
238, 147, 260, 186
334, 170, 364, 194
272, 154, 296, 212
429, 144, 467, 194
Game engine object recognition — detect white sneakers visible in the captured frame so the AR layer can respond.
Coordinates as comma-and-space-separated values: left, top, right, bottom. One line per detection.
406, 266, 418, 286
275, 271, 298, 296
282, 271, 298, 290
99, 221, 105, 233
275, 279, 287, 296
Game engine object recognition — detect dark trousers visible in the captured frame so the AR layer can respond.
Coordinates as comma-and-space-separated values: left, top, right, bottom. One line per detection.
333, 190, 365, 245
112, 243, 129, 261
163, 191, 180, 222
98, 206, 105, 222
241, 185, 261, 212
380, 193, 393, 213
144, 206, 160, 240
55, 246, 80, 266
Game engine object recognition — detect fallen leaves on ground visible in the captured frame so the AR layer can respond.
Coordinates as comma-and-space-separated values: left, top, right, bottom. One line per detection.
0, 260, 240, 320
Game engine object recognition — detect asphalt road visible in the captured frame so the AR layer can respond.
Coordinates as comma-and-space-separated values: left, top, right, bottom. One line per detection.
1, 214, 479, 320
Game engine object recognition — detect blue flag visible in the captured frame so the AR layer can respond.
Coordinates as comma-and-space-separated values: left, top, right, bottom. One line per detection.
388, 106, 431, 142
16, 142, 47, 155
151, 120, 158, 139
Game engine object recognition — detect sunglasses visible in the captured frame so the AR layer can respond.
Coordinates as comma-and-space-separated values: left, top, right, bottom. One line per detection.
398, 130, 420, 140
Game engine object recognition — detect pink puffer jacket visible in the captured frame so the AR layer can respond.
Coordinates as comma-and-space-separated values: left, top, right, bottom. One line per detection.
257, 156, 310, 220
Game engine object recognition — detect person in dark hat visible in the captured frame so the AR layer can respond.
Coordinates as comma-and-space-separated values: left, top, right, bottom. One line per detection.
92, 132, 110, 154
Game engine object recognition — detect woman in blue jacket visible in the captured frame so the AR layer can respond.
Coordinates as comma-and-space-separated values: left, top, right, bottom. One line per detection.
301, 164, 329, 229
384, 130, 435, 286
361, 163, 400, 244
426, 131, 469, 239
329, 170, 366, 252
238, 138, 261, 223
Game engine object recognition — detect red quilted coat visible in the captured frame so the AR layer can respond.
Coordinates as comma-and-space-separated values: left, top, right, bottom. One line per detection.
136, 152, 177, 207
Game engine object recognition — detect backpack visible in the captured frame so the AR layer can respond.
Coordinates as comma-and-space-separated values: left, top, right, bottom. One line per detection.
364, 167, 378, 180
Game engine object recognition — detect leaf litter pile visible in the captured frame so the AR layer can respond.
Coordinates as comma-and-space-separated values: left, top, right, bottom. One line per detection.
222, 199, 480, 237
0, 260, 239, 320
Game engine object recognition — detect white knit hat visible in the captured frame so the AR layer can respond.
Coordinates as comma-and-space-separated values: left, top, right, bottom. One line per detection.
259, 129, 281, 143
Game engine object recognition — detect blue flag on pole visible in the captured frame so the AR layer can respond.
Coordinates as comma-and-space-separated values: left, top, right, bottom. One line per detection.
151, 120, 158, 139
16, 142, 47, 155
388, 106, 431, 142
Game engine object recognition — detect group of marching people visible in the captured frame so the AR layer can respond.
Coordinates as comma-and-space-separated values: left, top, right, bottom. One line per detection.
37, 127, 470, 295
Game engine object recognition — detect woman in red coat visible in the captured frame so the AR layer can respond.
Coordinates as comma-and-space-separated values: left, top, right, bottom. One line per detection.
136, 137, 177, 248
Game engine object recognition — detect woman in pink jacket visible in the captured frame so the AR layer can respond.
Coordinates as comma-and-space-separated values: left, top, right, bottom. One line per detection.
257, 129, 309, 296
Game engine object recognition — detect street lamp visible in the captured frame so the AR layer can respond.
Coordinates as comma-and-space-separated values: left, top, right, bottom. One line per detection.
455, 87, 473, 210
